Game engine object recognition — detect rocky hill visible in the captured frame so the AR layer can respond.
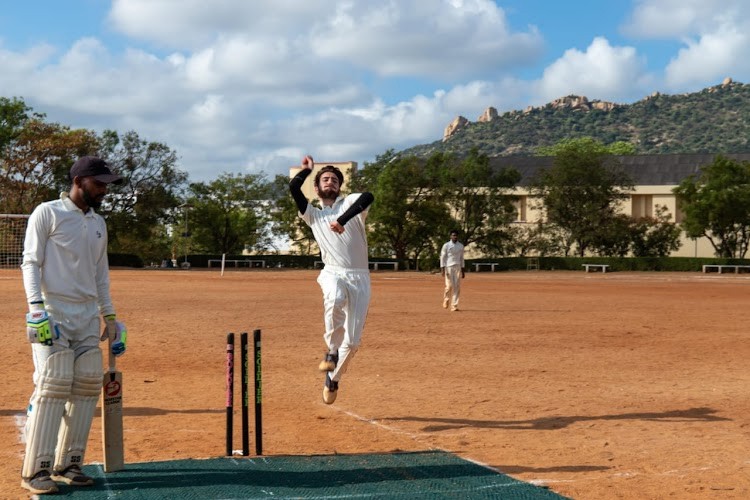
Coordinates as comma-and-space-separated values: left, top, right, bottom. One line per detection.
401, 77, 750, 158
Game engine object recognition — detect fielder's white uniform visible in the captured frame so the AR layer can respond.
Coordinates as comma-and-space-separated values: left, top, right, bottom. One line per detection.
301, 194, 371, 383
20, 192, 115, 478
440, 239, 464, 310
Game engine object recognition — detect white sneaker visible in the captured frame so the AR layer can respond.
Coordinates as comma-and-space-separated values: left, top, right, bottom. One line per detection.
21, 470, 58, 495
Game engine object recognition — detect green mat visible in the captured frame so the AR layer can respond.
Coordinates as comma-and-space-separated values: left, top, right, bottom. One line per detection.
58, 451, 568, 499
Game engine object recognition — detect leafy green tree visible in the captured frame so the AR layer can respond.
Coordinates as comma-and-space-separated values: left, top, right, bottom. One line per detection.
186, 172, 270, 255
354, 151, 448, 265
674, 155, 750, 258
267, 173, 316, 254
589, 214, 634, 257
531, 138, 634, 256
630, 205, 683, 257
1, 97, 101, 213
536, 136, 635, 156
444, 148, 520, 256
96, 130, 189, 262
0, 117, 100, 214
0, 97, 33, 154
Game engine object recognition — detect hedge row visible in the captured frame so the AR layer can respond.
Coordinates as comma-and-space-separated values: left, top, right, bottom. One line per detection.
107, 253, 749, 273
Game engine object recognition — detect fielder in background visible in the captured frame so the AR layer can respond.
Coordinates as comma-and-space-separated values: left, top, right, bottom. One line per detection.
20, 156, 128, 495
440, 229, 465, 311
289, 155, 374, 404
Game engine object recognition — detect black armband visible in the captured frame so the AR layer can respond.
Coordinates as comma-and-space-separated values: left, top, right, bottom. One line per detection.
337, 192, 374, 226
289, 169, 313, 214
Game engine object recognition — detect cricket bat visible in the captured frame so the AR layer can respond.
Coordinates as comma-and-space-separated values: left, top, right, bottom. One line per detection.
101, 338, 124, 472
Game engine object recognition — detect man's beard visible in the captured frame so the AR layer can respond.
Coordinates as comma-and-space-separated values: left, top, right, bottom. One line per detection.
318, 187, 339, 201
82, 188, 103, 209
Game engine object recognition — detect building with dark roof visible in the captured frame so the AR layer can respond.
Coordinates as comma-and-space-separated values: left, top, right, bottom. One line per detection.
490, 153, 750, 186
489, 153, 750, 258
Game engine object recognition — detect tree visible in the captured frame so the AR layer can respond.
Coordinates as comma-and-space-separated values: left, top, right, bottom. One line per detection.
0, 97, 100, 214
531, 138, 634, 256
267, 173, 316, 254
630, 205, 683, 257
354, 151, 448, 266
536, 136, 636, 156
444, 149, 520, 256
0, 97, 33, 154
186, 172, 270, 255
674, 155, 750, 258
589, 214, 633, 257
96, 130, 189, 262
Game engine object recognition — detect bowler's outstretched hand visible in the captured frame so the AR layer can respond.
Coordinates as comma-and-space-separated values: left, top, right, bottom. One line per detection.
330, 221, 345, 234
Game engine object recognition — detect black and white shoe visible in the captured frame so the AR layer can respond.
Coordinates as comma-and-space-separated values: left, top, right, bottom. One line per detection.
51, 464, 94, 486
318, 351, 339, 372
323, 373, 339, 404
21, 470, 59, 494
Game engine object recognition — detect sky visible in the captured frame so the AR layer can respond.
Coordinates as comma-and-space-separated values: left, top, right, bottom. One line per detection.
1, 0, 749, 182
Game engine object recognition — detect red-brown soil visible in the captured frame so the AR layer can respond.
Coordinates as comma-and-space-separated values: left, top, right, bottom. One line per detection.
1, 269, 748, 499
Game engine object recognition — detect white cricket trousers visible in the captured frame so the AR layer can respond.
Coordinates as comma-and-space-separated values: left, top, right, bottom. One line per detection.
316, 265, 371, 382
443, 265, 462, 309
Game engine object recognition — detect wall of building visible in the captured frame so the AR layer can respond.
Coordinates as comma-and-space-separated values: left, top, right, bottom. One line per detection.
509, 185, 718, 258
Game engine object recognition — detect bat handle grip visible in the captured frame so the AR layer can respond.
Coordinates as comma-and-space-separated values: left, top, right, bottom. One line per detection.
108, 337, 116, 371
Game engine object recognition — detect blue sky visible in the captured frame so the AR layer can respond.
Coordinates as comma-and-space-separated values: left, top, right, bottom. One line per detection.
1, 1, 748, 181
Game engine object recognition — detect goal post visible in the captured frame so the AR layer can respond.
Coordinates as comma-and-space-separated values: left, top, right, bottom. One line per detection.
0, 214, 30, 269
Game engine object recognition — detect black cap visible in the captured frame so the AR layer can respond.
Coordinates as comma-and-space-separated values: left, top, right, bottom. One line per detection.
69, 156, 123, 185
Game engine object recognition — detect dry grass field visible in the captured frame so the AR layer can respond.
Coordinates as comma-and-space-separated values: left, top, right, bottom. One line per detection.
0, 268, 748, 499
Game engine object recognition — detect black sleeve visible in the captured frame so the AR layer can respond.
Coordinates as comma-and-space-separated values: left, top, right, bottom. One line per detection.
337, 192, 374, 226
289, 168, 312, 214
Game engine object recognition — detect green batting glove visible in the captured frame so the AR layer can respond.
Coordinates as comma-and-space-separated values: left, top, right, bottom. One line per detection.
101, 314, 128, 356
26, 310, 54, 346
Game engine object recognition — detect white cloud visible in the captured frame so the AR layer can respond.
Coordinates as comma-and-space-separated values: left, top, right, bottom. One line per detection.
534, 37, 651, 103
108, 0, 321, 49
664, 26, 749, 88
621, 0, 750, 90
310, 0, 543, 80
622, 0, 749, 39
13, 0, 750, 185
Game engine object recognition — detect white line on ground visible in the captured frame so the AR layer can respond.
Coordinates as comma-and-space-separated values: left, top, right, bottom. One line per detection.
327, 406, 513, 479
325, 405, 727, 491
15, 413, 26, 444
328, 406, 440, 448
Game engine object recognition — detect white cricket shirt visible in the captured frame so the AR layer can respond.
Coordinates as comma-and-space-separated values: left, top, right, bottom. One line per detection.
301, 194, 370, 270
440, 240, 465, 268
21, 192, 115, 316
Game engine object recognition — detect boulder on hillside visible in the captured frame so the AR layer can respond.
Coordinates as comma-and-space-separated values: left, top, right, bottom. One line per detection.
443, 116, 469, 141
477, 107, 498, 122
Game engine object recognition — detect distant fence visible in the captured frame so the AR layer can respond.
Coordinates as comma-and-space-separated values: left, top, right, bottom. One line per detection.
106, 253, 750, 272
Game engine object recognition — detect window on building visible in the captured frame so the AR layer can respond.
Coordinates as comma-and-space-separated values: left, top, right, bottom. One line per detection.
631, 194, 653, 218
514, 196, 527, 222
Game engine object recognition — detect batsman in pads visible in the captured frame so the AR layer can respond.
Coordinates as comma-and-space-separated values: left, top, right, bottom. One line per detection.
20, 156, 128, 495
289, 156, 374, 404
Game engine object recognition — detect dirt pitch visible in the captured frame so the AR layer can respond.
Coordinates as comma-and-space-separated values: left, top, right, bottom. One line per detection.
1, 268, 748, 499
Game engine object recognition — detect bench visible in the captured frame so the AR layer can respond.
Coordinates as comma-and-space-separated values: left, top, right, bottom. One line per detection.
369, 261, 398, 271
582, 264, 609, 273
702, 264, 750, 274
208, 259, 266, 268
473, 262, 498, 272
